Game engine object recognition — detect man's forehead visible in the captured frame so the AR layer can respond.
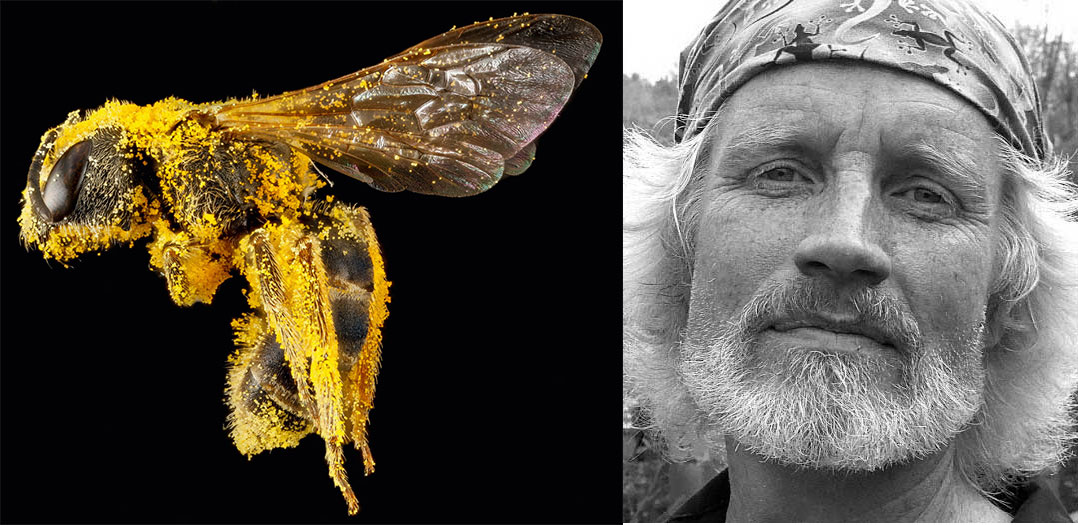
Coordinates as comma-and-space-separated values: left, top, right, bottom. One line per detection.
707, 63, 997, 157
674, 0, 1048, 159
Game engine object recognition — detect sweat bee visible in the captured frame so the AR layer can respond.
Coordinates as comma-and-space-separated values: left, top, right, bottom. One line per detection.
17, 12, 600, 516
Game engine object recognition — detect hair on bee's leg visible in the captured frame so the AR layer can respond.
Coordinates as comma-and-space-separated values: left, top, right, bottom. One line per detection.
325, 440, 359, 515
289, 235, 347, 442
148, 222, 233, 306
343, 206, 389, 476
311, 203, 390, 478
286, 231, 360, 515
240, 229, 321, 427
241, 225, 361, 513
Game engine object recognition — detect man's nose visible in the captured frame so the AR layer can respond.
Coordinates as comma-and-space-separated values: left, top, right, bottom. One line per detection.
793, 175, 891, 286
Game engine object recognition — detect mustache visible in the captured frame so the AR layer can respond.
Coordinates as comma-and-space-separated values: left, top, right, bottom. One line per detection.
734, 278, 923, 353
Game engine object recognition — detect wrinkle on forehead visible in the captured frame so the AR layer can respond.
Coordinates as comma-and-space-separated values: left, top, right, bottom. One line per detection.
705, 62, 1001, 190
724, 62, 988, 125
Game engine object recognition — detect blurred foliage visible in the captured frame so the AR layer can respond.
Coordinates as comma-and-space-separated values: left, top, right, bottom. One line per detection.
622, 72, 679, 146
623, 21, 1078, 522
1011, 23, 1078, 182
623, 444, 678, 523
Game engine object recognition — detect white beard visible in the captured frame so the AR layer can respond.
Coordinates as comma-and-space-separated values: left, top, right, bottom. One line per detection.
680, 283, 986, 470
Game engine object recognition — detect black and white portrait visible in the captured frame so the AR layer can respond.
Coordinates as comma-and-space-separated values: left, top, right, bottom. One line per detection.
624, 0, 1078, 521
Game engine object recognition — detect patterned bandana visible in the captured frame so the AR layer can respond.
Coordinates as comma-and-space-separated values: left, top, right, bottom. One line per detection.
675, 0, 1049, 159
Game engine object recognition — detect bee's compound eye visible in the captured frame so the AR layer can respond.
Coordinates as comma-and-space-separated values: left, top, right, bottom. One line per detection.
42, 140, 91, 221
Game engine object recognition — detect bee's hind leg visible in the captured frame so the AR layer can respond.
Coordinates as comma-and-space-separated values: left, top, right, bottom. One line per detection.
235, 203, 389, 515
310, 204, 390, 478
239, 223, 362, 515
289, 230, 364, 514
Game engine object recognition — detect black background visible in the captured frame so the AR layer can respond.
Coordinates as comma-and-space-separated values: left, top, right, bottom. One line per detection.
1, 2, 621, 523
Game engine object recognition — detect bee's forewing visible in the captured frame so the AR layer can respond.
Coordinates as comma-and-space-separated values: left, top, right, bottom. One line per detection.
387, 14, 602, 90
214, 14, 601, 197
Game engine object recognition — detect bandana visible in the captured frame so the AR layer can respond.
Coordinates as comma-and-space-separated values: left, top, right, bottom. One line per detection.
675, 0, 1049, 160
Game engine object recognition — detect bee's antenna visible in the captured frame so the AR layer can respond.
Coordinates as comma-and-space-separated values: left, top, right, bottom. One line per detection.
310, 160, 334, 187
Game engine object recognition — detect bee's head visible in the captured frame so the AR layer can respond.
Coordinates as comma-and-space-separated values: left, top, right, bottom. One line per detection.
20, 108, 160, 263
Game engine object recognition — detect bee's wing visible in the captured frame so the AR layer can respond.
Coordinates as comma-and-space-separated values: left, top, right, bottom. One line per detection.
214, 14, 601, 197
387, 14, 601, 91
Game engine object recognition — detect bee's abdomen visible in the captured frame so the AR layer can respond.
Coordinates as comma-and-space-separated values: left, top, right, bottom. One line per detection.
329, 292, 371, 371
239, 323, 307, 420
226, 313, 313, 456
322, 239, 376, 373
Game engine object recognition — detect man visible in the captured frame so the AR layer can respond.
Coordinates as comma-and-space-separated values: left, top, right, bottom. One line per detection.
623, 0, 1078, 521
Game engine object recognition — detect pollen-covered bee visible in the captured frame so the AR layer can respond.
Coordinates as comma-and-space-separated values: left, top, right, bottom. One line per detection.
18, 13, 600, 515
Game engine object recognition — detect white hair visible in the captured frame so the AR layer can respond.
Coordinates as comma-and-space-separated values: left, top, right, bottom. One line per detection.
622, 121, 1078, 493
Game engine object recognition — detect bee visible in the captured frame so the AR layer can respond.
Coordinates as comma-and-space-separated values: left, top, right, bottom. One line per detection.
18, 13, 600, 515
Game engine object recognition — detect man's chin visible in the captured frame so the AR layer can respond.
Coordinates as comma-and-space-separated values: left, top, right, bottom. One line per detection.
752, 333, 907, 392
684, 343, 981, 471
733, 433, 932, 472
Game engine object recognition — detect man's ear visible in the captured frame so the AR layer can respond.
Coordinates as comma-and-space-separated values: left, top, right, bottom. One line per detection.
983, 295, 1036, 353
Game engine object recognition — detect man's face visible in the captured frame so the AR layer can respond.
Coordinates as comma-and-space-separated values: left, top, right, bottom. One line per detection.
681, 61, 1004, 469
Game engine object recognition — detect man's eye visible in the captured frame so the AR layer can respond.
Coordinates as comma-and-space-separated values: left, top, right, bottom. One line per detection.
754, 164, 810, 187
891, 182, 962, 220
758, 166, 807, 183
913, 188, 943, 203
897, 187, 946, 204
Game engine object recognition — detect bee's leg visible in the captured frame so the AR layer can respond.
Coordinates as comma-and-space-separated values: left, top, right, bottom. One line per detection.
225, 311, 313, 456
148, 222, 233, 306
240, 225, 360, 515
161, 243, 191, 302
315, 205, 390, 477
239, 229, 322, 429
288, 231, 359, 513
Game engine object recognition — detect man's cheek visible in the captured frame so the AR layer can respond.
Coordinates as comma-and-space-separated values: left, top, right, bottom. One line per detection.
692, 203, 800, 318
896, 242, 993, 347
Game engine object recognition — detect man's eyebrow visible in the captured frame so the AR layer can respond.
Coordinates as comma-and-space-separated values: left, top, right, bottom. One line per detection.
715, 122, 812, 167
894, 140, 987, 196
711, 122, 990, 197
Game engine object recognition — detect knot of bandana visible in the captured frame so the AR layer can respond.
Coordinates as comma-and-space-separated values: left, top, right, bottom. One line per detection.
675, 0, 1049, 160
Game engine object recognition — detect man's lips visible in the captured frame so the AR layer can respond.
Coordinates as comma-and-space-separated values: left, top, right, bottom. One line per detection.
769, 315, 896, 350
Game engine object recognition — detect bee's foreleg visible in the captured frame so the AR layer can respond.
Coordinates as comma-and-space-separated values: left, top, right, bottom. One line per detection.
161, 243, 190, 301
148, 222, 233, 306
